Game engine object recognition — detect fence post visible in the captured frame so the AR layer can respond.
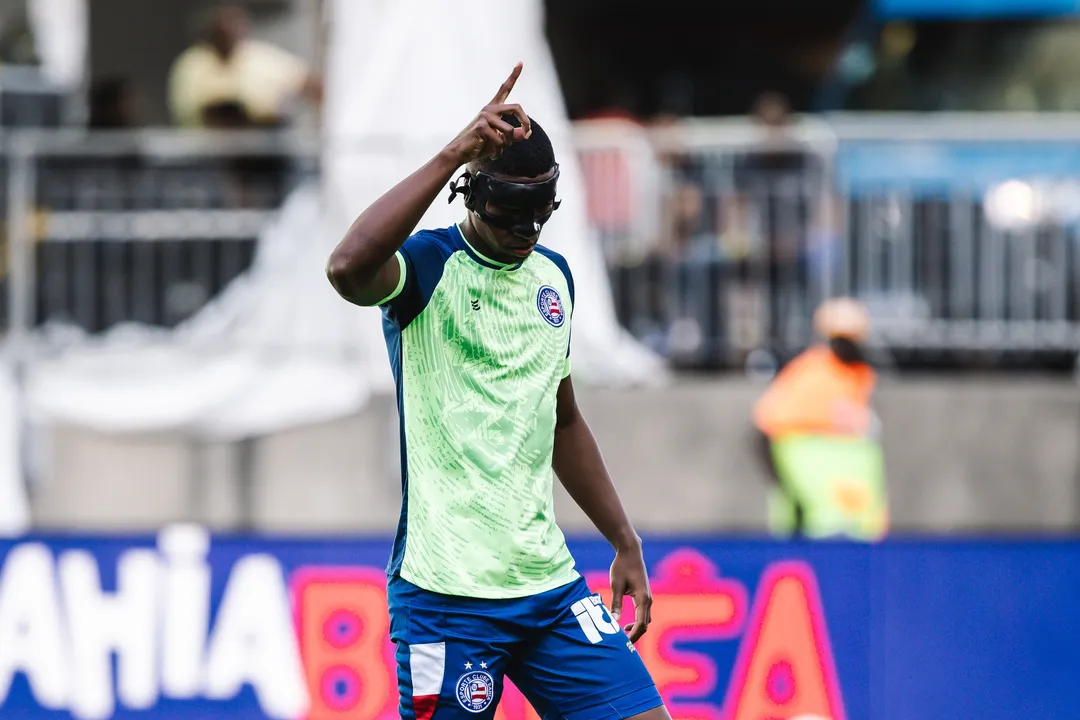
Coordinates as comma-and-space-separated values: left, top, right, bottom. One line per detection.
6, 136, 37, 506
7, 138, 35, 351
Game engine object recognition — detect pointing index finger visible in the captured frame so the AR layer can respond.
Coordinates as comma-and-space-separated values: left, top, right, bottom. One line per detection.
491, 62, 523, 105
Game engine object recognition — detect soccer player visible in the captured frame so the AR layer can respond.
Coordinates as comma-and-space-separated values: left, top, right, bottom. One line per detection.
327, 64, 669, 720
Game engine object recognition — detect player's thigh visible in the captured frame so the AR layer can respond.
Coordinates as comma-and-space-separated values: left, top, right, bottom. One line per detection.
508, 578, 663, 720
624, 707, 672, 720
389, 579, 515, 720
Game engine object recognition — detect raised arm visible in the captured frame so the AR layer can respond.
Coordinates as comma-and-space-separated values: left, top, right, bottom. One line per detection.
326, 63, 532, 306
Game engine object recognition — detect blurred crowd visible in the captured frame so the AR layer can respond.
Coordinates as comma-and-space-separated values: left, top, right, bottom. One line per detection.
578, 89, 838, 369
843, 20, 1080, 112
0, 1, 1075, 372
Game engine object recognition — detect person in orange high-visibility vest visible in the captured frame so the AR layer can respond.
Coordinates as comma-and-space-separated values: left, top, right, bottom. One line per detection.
752, 298, 888, 541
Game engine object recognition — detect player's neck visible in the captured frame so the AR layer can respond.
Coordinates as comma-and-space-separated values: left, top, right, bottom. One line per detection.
459, 218, 520, 267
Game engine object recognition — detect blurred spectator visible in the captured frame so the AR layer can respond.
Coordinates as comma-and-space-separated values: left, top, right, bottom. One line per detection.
1001, 22, 1080, 112
842, 22, 922, 111
167, 3, 323, 130
168, 4, 320, 207
580, 82, 642, 124
729, 92, 825, 353
0, 0, 37, 67
737, 91, 819, 253
578, 86, 644, 262
80, 76, 143, 174
88, 76, 138, 129
752, 298, 889, 542
649, 113, 712, 260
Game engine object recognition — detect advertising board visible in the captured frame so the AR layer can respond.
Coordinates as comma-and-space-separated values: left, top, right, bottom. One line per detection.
1, 530, 1077, 720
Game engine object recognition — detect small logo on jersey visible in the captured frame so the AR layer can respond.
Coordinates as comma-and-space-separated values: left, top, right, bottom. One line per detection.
456, 671, 494, 713
471, 299, 480, 311
537, 285, 565, 327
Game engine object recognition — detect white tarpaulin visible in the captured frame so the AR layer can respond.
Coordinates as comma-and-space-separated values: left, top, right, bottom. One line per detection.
28, 0, 88, 90
21, 0, 663, 441
25, 185, 376, 438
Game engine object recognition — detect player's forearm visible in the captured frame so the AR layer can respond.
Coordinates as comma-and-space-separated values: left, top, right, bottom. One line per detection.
553, 414, 641, 552
327, 149, 461, 295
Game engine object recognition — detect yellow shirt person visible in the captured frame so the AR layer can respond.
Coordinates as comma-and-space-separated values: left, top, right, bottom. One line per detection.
167, 4, 321, 129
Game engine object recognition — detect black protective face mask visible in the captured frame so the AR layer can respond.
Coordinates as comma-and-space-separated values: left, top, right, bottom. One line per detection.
448, 164, 562, 240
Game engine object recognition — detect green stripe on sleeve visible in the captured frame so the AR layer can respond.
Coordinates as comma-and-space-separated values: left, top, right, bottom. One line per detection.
375, 252, 408, 306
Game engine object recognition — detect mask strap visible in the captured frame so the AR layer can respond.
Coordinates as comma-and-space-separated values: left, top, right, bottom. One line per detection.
447, 172, 472, 204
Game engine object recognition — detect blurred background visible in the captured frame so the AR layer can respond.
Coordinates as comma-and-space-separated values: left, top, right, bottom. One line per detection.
1, 0, 1080, 719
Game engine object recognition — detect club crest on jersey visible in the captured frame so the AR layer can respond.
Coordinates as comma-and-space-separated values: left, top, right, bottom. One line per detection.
537, 285, 565, 327
456, 671, 495, 713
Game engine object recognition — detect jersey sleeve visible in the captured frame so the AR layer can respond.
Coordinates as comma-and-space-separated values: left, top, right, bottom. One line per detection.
378, 230, 453, 330
563, 264, 574, 377
535, 246, 575, 378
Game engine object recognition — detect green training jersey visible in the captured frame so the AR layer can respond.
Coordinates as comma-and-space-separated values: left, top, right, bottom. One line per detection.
377, 224, 578, 598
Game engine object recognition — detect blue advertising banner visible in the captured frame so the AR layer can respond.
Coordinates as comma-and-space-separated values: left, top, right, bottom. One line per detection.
0, 530, 1078, 720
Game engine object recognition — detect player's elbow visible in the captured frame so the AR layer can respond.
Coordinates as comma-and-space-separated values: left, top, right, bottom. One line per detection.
326, 250, 369, 299
327, 246, 390, 307
325, 252, 352, 294
325, 244, 347, 274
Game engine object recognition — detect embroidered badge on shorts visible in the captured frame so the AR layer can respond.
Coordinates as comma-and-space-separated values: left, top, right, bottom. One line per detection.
456, 670, 495, 713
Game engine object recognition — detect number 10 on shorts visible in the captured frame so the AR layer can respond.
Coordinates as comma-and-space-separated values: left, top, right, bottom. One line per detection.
571, 594, 622, 644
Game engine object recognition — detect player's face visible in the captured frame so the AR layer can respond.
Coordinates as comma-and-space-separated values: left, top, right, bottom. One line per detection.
471, 204, 553, 261
469, 167, 557, 262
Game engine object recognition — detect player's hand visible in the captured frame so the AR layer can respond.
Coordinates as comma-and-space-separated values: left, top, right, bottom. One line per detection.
443, 63, 532, 166
609, 544, 652, 643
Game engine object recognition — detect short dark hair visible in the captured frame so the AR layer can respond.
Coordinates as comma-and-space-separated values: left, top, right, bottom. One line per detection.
475, 115, 555, 179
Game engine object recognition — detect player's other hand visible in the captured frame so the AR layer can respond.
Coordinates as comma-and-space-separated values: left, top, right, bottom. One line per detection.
443, 62, 532, 166
609, 543, 652, 643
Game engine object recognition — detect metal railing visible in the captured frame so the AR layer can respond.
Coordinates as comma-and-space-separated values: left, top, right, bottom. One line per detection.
1, 130, 320, 348
576, 119, 840, 368
3, 119, 1080, 371
576, 115, 1080, 370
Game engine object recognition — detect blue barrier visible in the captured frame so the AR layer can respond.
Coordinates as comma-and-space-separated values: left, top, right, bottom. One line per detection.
0, 532, 1077, 720
837, 140, 1080, 195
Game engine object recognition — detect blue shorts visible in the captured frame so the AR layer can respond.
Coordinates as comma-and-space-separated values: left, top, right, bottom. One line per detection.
388, 575, 663, 720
